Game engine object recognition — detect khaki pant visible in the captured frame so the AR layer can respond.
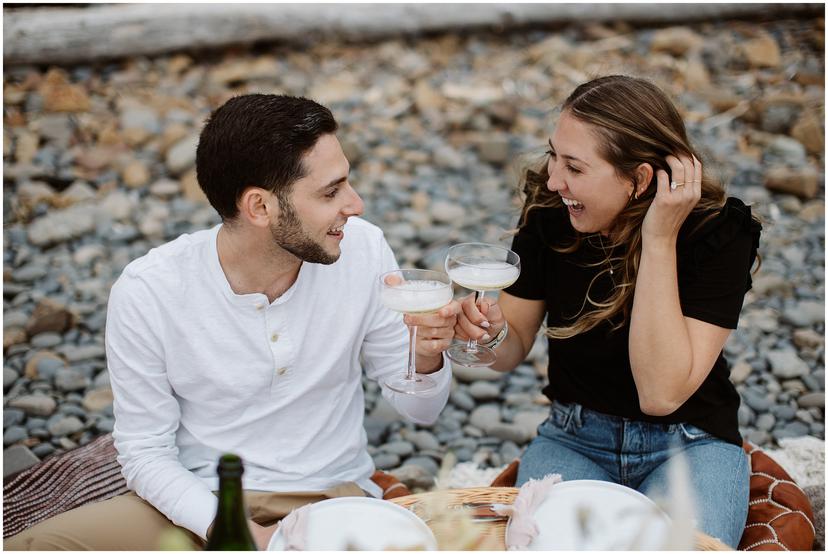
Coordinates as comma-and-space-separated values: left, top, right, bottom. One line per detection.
5, 483, 366, 550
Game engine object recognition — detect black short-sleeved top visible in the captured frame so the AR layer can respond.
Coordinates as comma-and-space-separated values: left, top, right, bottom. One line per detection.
505, 197, 761, 446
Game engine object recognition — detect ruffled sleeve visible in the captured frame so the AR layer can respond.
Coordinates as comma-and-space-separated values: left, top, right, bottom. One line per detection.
676, 197, 762, 329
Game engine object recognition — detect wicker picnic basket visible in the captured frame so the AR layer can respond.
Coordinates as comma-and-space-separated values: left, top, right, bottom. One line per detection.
390, 486, 731, 551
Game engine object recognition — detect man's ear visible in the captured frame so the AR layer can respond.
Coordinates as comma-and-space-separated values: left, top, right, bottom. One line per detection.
238, 187, 276, 228
632, 163, 654, 199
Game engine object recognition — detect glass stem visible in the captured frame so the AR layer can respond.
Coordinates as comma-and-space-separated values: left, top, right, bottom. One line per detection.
465, 290, 485, 353
406, 324, 418, 381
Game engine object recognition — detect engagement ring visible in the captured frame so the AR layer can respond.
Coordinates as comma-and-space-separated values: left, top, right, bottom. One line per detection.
670, 181, 686, 190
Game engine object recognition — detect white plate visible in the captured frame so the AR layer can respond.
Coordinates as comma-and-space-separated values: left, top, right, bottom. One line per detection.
505, 480, 672, 550
267, 496, 437, 551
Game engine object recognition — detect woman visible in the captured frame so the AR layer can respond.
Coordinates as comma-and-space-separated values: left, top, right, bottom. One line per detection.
454, 75, 761, 547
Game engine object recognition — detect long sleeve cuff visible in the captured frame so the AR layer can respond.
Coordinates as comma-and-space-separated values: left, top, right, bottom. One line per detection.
169, 482, 219, 541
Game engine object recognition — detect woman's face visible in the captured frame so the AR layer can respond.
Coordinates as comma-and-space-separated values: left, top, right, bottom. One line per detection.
546, 111, 635, 236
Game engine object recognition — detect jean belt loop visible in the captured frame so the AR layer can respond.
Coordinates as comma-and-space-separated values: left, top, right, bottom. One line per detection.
572, 403, 583, 429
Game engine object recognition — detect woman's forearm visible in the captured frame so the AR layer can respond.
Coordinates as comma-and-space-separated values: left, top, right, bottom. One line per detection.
489, 323, 531, 372
628, 239, 694, 415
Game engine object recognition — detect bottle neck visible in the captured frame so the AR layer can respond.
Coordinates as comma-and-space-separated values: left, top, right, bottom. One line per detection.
214, 473, 248, 530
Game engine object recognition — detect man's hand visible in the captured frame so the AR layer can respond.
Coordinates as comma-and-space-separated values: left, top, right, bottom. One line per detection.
406, 300, 461, 373
248, 520, 278, 550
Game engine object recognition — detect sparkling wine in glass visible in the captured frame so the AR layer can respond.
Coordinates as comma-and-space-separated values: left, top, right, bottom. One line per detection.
445, 243, 520, 367
380, 269, 453, 395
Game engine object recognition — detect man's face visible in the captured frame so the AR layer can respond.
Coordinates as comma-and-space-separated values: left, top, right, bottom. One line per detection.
270, 134, 364, 264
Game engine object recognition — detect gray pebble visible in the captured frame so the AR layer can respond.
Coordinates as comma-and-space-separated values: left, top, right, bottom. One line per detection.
372, 453, 400, 470
35, 356, 66, 379
8, 394, 57, 416
756, 413, 776, 431
382, 440, 415, 457
745, 429, 770, 445
450, 389, 476, 411
738, 404, 756, 427
47, 416, 84, 437
772, 421, 810, 440
782, 300, 824, 327
802, 374, 822, 392
406, 430, 440, 451
500, 441, 522, 463
54, 368, 90, 392
796, 409, 814, 424
4, 368, 20, 391
31, 443, 57, 459
770, 404, 797, 421
488, 423, 529, 444
741, 389, 773, 412
403, 456, 439, 476
798, 392, 825, 409
4, 425, 28, 446
4, 409, 26, 429
25, 417, 47, 431
30, 332, 63, 349
469, 405, 501, 433
59, 344, 106, 363
94, 418, 115, 433
469, 381, 501, 400
30, 428, 50, 440
767, 349, 810, 379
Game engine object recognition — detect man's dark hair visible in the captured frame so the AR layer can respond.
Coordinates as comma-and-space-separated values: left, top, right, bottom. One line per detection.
195, 94, 338, 221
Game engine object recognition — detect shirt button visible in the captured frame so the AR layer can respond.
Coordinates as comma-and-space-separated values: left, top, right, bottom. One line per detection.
255, 303, 265, 311
270, 332, 279, 342
276, 367, 288, 376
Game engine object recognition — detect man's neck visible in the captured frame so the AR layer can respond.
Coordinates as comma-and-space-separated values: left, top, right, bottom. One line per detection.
216, 224, 302, 304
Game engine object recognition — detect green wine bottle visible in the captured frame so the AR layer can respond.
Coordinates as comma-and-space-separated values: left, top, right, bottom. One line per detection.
205, 454, 257, 551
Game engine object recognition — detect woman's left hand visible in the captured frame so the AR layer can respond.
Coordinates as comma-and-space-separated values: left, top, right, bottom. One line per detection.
642, 154, 702, 245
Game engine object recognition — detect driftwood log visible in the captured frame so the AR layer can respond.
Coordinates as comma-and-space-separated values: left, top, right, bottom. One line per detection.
4, 3, 822, 66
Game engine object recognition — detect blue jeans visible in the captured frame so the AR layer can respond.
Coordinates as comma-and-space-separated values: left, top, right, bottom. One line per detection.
517, 401, 749, 548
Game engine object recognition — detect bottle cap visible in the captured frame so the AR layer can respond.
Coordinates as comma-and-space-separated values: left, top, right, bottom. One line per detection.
217, 453, 244, 476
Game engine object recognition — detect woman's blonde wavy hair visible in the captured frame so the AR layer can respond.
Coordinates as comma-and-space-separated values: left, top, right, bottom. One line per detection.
519, 75, 749, 340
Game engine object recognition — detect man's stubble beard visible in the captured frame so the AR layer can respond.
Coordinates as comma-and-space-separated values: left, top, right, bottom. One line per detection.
269, 198, 339, 265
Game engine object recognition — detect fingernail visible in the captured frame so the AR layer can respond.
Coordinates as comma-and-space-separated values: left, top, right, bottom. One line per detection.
481, 334, 491, 342
480, 321, 490, 328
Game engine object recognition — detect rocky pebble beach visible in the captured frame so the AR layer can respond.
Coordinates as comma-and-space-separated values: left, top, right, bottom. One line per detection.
3, 16, 825, 492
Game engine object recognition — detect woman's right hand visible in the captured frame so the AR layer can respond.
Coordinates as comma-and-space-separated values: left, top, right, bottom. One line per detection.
454, 293, 506, 343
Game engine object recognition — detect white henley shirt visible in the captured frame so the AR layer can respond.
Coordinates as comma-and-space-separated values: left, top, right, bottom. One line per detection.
105, 217, 451, 539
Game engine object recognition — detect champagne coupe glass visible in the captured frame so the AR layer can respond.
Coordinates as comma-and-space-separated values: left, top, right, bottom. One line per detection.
380, 268, 453, 395
444, 243, 521, 367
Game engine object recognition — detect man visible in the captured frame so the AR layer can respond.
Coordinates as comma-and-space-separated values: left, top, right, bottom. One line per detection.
6, 94, 459, 550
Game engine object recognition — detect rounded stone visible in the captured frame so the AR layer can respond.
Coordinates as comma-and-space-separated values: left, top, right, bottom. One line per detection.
4, 408, 25, 429
8, 394, 57, 417
82, 387, 114, 412
402, 456, 440, 476
371, 453, 400, 470
32, 443, 57, 459
54, 368, 91, 392
29, 333, 64, 349
3, 425, 28, 446
406, 430, 440, 451
449, 389, 476, 411
382, 441, 415, 457
4, 367, 20, 390
798, 392, 825, 409
47, 416, 84, 437
469, 381, 501, 401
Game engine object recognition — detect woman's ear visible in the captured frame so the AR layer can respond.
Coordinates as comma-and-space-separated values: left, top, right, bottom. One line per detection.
632, 163, 654, 199
238, 187, 277, 229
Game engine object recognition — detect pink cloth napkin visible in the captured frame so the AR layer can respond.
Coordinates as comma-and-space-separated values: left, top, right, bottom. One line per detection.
496, 474, 562, 550
279, 504, 312, 551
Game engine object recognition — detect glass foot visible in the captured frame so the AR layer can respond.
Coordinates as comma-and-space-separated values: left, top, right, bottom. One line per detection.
446, 343, 497, 367
384, 374, 438, 395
